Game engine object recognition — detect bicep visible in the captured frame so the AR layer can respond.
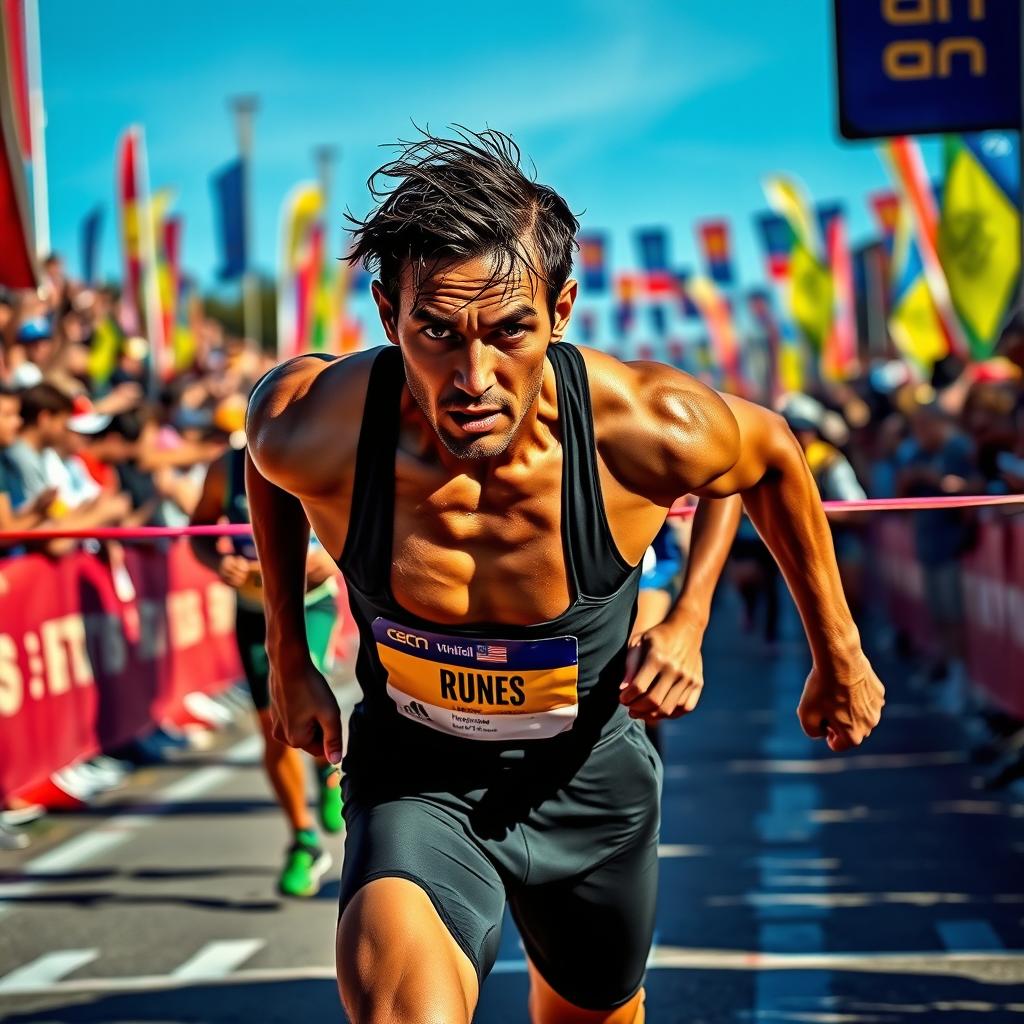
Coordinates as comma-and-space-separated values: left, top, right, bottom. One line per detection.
691, 393, 795, 499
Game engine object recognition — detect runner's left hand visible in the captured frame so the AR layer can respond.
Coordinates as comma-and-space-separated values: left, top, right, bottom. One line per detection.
619, 620, 705, 722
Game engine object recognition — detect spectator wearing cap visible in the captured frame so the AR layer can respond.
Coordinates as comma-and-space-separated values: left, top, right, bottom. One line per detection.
780, 393, 869, 614
9, 319, 54, 389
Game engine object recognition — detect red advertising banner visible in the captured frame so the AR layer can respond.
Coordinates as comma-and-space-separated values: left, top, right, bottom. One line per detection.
0, 541, 242, 799
876, 514, 1024, 719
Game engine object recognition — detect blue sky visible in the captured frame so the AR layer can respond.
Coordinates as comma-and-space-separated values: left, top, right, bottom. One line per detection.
40, 0, 932, 331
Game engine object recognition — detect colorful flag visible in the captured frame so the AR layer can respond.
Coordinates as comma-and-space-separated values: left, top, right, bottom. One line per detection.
687, 274, 742, 393
938, 132, 1021, 358
277, 182, 324, 360
674, 270, 700, 319
576, 232, 608, 292
80, 205, 102, 284
211, 158, 247, 282
117, 128, 142, 332
889, 201, 949, 375
648, 304, 668, 337
0, 4, 35, 286
87, 314, 122, 388
636, 227, 670, 272
613, 301, 634, 339
575, 309, 597, 345
823, 212, 857, 380
763, 175, 832, 351
880, 136, 969, 359
753, 212, 795, 283
696, 219, 734, 285
869, 191, 901, 241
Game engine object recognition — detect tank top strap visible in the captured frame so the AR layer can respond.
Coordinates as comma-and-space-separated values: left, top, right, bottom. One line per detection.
547, 343, 633, 597
339, 346, 405, 595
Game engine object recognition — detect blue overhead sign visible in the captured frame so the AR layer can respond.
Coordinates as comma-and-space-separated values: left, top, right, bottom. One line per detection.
834, 0, 1021, 140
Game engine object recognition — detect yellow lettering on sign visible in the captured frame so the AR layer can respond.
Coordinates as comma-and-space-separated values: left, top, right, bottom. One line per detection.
937, 36, 986, 75
883, 0, 933, 26
883, 0, 985, 23
884, 39, 934, 78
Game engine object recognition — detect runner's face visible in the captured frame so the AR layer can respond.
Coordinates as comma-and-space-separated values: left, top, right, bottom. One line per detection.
378, 253, 573, 460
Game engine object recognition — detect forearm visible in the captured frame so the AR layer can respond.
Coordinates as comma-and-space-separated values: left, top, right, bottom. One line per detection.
664, 495, 742, 630
245, 450, 311, 673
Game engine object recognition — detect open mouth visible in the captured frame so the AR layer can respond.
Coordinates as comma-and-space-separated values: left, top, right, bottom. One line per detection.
447, 409, 503, 434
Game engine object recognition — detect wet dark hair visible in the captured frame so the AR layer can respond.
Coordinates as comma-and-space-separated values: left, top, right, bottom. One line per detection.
346, 126, 580, 317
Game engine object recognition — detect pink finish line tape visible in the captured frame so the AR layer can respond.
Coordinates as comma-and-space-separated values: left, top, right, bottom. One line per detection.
0, 494, 1020, 543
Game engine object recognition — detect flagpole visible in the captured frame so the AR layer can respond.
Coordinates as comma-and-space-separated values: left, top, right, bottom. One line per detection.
23, 0, 49, 260
232, 95, 260, 347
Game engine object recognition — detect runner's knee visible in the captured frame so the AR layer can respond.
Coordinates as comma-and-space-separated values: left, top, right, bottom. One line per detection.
337, 877, 477, 1024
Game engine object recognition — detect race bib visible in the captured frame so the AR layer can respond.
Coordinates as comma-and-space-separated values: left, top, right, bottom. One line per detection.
372, 616, 579, 741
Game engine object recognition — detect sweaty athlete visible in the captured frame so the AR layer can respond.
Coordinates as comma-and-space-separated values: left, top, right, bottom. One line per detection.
245, 129, 885, 1023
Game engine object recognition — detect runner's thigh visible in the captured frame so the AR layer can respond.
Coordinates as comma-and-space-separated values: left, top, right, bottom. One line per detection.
339, 791, 507, 985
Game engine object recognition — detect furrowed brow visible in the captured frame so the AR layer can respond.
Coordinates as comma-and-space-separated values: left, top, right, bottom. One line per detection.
410, 306, 460, 327
491, 302, 539, 325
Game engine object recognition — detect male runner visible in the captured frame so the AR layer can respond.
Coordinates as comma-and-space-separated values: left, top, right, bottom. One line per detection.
245, 129, 885, 1023
190, 435, 343, 897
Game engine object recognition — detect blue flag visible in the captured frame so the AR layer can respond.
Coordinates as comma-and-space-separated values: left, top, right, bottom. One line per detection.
212, 159, 247, 281
636, 228, 670, 272
80, 206, 103, 284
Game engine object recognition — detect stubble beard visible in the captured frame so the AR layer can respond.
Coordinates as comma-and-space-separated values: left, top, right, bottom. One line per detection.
403, 359, 545, 462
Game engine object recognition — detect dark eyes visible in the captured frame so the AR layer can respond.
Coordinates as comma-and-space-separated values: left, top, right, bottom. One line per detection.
421, 323, 530, 341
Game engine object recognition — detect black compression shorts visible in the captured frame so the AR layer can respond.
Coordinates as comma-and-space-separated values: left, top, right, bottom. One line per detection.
337, 717, 662, 1010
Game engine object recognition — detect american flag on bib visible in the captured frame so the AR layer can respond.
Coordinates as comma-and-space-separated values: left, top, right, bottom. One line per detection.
476, 644, 508, 664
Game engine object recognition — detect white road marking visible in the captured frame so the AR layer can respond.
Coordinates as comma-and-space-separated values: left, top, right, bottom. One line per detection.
729, 751, 967, 775
657, 844, 709, 858
1, 948, 1023, 997
171, 939, 265, 980
0, 734, 263, 920
937, 920, 1005, 952
0, 950, 98, 993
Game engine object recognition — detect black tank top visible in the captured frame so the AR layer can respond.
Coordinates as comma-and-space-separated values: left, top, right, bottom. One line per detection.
338, 343, 643, 779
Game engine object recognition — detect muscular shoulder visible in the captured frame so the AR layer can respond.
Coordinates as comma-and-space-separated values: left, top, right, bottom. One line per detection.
246, 348, 382, 497
576, 346, 740, 504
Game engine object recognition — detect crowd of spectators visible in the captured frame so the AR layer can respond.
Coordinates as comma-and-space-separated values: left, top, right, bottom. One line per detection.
0, 254, 274, 552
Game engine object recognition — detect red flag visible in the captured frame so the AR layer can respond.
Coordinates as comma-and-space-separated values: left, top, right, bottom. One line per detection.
869, 191, 900, 240
117, 129, 142, 332
824, 214, 857, 380
0, 4, 35, 287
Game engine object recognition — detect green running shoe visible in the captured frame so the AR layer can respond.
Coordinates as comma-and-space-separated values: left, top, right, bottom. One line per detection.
278, 836, 332, 898
318, 767, 344, 835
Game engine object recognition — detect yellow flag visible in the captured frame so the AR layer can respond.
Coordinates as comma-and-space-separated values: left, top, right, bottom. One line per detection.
889, 203, 948, 375
938, 134, 1021, 357
788, 243, 833, 351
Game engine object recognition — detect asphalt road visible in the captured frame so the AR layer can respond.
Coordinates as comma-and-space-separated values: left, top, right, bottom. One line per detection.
1, 594, 1023, 1023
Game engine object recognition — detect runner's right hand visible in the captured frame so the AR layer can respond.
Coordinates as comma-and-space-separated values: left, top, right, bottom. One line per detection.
269, 660, 344, 764
218, 554, 257, 588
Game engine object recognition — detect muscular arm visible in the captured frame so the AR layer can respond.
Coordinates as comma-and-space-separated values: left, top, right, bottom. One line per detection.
693, 393, 858, 665
601, 355, 883, 749
664, 496, 742, 631
244, 352, 360, 762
